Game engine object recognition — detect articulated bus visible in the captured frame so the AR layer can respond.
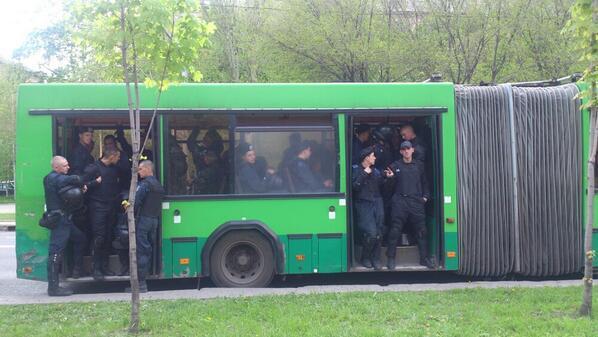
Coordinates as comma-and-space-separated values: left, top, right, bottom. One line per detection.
15, 81, 598, 287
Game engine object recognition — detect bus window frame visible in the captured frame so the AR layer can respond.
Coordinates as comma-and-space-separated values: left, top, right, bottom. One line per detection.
162, 111, 343, 200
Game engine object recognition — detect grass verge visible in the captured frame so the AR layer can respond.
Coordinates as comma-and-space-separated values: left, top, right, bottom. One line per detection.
0, 195, 15, 204
0, 286, 596, 337
0, 213, 15, 221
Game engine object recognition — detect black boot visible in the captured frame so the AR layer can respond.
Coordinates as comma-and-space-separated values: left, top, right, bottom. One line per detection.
124, 280, 148, 293
386, 256, 396, 270
371, 239, 383, 271
102, 259, 115, 277
72, 255, 83, 279
92, 253, 105, 281
118, 264, 129, 276
71, 266, 81, 279
420, 256, 437, 269
47, 254, 73, 296
360, 238, 374, 269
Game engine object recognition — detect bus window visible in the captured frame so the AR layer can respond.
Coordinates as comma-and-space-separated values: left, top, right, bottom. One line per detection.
165, 114, 231, 195
234, 128, 337, 194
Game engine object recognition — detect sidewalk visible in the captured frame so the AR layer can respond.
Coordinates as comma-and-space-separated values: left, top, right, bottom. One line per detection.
0, 221, 15, 231
0, 203, 15, 231
0, 279, 588, 305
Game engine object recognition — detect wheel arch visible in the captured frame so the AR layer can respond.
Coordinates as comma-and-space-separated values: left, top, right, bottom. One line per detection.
201, 220, 285, 277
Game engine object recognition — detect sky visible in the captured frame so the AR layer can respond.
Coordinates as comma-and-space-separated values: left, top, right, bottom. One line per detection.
0, 0, 64, 70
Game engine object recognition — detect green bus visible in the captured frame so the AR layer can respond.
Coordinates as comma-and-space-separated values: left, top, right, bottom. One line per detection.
15, 81, 598, 287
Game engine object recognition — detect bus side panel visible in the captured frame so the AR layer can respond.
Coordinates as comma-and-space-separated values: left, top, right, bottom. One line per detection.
161, 198, 347, 278
442, 87, 459, 271
15, 99, 54, 281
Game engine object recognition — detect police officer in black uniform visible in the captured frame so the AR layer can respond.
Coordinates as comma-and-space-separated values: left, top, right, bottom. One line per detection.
288, 141, 333, 193
352, 124, 371, 164
399, 124, 427, 162
386, 141, 435, 269
43, 156, 87, 296
125, 160, 164, 293
84, 148, 121, 280
104, 134, 132, 191
237, 143, 281, 194
352, 146, 393, 270
68, 127, 95, 176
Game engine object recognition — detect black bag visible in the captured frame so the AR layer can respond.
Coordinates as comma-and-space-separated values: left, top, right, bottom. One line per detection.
39, 210, 62, 229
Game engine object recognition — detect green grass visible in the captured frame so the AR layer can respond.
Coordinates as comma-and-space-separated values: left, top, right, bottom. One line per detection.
0, 195, 14, 204
0, 213, 15, 221
0, 286, 596, 337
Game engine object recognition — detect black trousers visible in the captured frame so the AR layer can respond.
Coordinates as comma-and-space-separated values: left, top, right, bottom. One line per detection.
354, 198, 385, 240
136, 216, 158, 281
88, 200, 117, 263
387, 196, 428, 259
49, 214, 86, 259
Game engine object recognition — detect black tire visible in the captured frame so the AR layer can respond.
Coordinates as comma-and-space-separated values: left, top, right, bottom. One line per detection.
209, 230, 275, 288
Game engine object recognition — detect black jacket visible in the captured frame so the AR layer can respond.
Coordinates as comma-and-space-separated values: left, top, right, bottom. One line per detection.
389, 159, 430, 200
43, 171, 83, 211
410, 137, 427, 163
135, 176, 165, 218
84, 160, 120, 203
288, 157, 325, 193
351, 165, 387, 202
68, 143, 94, 175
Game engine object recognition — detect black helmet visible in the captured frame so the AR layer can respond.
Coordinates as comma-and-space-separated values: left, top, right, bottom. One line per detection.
58, 185, 85, 212
372, 125, 393, 143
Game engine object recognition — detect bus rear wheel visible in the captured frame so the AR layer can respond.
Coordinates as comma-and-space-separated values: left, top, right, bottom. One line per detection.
209, 230, 275, 288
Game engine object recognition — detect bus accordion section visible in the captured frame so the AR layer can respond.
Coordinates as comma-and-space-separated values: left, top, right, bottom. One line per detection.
455, 84, 583, 277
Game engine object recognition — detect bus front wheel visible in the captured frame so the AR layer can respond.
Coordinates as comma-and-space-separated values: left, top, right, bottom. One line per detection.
209, 230, 275, 287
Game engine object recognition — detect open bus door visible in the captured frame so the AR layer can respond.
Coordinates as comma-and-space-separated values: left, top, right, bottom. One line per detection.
347, 110, 445, 272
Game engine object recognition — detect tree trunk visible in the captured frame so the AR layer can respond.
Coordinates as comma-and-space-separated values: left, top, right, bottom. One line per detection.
579, 0, 597, 317
120, 4, 140, 332
580, 91, 596, 317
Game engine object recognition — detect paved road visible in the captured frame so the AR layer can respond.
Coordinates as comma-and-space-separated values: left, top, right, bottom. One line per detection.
0, 231, 587, 305
0, 203, 15, 213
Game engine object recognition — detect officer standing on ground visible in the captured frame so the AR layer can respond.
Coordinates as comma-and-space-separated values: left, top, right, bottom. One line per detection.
43, 156, 88, 296
84, 148, 121, 280
68, 127, 95, 175
125, 160, 164, 293
386, 141, 435, 269
352, 146, 393, 270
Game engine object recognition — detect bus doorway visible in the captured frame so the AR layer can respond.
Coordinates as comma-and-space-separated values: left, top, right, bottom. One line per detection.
53, 114, 161, 281
348, 114, 443, 271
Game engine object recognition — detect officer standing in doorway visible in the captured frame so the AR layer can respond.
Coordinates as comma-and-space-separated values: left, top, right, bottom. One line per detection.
68, 127, 95, 175
43, 156, 88, 296
399, 124, 427, 162
352, 146, 393, 270
352, 124, 371, 164
104, 134, 132, 191
386, 141, 435, 269
84, 148, 121, 280
125, 160, 164, 293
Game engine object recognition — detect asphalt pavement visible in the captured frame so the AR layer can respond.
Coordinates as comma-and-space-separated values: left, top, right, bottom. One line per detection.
1, 231, 589, 306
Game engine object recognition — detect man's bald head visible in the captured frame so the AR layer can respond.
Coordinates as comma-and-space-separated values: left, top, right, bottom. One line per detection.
51, 156, 70, 174
400, 124, 416, 141
138, 160, 154, 178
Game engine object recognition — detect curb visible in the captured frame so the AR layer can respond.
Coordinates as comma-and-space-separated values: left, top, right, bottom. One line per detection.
0, 222, 15, 231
